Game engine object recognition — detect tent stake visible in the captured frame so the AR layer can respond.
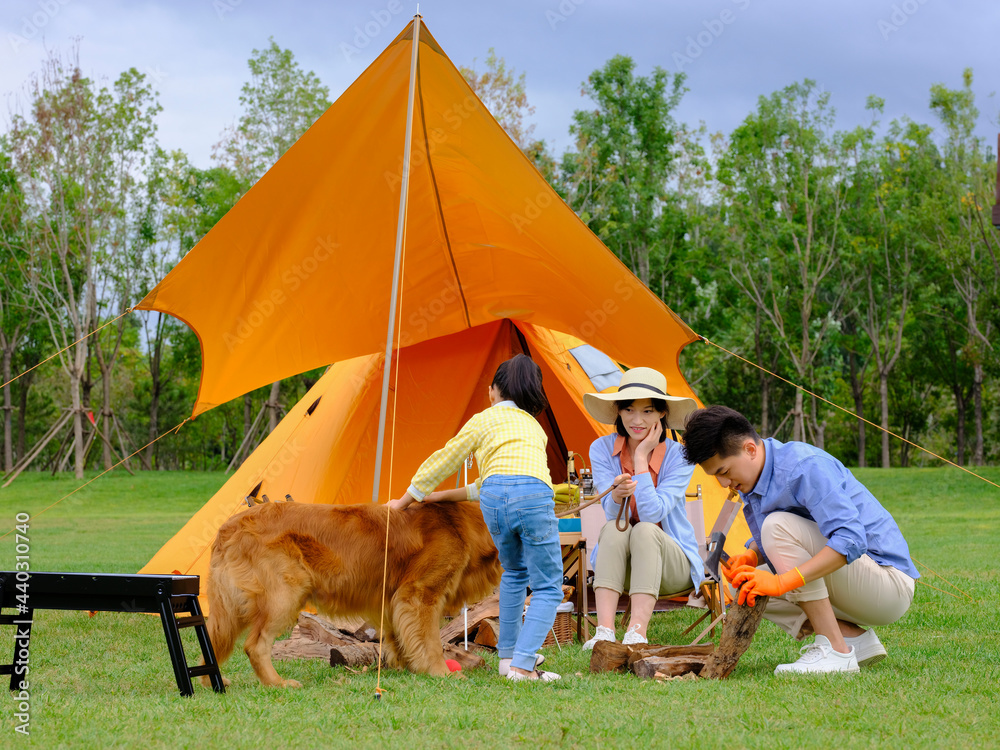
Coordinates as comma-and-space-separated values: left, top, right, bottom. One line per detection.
371, 15, 421, 504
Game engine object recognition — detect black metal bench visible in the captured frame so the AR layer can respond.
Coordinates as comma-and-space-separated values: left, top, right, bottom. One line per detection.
0, 571, 225, 697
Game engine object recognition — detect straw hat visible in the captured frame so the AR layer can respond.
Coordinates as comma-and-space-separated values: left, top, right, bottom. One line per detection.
583, 367, 698, 431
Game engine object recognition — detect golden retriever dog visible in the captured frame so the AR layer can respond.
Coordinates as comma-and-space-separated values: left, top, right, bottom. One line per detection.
203, 500, 501, 687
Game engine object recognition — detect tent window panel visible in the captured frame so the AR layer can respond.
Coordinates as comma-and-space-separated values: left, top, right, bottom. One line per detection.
569, 345, 622, 393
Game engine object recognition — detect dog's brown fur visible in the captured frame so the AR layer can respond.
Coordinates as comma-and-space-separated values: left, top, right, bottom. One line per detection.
203, 501, 501, 687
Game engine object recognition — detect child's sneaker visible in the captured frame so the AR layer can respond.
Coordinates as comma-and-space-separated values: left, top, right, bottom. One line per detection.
498, 654, 545, 676
622, 623, 648, 646
582, 625, 616, 651
505, 669, 561, 682
844, 629, 887, 667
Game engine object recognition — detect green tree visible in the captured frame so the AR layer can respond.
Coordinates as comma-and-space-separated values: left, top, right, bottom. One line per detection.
927, 68, 998, 465
561, 55, 687, 287
461, 49, 536, 152
213, 37, 332, 186
213, 39, 332, 446
718, 80, 852, 447
7, 48, 161, 479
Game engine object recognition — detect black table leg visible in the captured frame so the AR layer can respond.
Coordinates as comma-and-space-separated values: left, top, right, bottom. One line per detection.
157, 597, 193, 697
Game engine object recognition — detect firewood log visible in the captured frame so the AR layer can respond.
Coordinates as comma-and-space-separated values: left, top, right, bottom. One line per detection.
632, 656, 707, 679
439, 594, 500, 643
329, 642, 382, 668
700, 596, 769, 680
442, 643, 488, 671
473, 618, 499, 648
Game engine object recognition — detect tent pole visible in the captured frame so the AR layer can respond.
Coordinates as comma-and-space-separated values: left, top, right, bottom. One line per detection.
371, 15, 421, 503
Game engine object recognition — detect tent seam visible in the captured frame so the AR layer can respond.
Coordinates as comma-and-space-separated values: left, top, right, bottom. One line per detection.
416, 44, 472, 329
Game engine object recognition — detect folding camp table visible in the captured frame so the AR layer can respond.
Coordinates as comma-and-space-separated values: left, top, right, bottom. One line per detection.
0, 571, 224, 697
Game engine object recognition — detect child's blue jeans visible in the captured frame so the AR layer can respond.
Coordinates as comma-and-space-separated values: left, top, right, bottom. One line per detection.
478, 475, 563, 672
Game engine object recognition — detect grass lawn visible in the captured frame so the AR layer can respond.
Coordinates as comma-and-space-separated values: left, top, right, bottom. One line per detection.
0, 467, 998, 749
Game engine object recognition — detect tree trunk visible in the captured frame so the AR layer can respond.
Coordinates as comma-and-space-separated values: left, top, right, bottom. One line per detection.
880, 372, 891, 468
792, 389, 804, 442
849, 350, 866, 467
755, 311, 770, 436
244, 393, 253, 436
972, 362, 984, 466
70, 368, 84, 479
16, 370, 33, 462
953, 385, 966, 465
100, 362, 113, 470
268, 380, 282, 432
2, 347, 12, 473
636, 246, 650, 287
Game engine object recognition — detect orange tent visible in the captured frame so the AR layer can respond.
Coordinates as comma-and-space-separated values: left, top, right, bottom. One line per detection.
137, 18, 749, 590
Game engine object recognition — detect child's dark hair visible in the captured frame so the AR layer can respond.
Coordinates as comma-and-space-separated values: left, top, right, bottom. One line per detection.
682, 406, 761, 465
614, 399, 668, 443
492, 354, 547, 415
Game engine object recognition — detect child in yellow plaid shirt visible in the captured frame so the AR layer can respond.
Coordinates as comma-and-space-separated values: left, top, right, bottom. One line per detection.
390, 354, 563, 682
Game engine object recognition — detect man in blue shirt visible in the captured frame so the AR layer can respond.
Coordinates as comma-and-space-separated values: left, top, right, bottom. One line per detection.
683, 406, 918, 675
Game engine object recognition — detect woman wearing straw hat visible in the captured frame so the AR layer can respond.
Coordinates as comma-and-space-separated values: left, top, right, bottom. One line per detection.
581, 367, 704, 648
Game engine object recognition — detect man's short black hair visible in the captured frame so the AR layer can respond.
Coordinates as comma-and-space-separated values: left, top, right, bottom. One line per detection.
682, 405, 761, 465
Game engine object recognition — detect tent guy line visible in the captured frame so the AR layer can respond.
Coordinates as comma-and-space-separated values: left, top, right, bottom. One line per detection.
700, 337, 1000, 491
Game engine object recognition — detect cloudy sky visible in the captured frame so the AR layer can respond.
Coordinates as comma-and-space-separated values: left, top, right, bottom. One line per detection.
2, 0, 998, 167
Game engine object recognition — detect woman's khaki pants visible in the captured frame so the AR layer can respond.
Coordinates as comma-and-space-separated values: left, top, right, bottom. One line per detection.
592, 521, 692, 597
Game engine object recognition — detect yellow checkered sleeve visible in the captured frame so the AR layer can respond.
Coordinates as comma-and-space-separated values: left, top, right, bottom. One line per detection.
408, 405, 552, 500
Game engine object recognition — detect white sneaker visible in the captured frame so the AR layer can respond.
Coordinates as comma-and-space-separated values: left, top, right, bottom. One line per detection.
498, 654, 545, 676
774, 635, 860, 675
844, 629, 887, 667
505, 669, 561, 682
582, 625, 615, 651
622, 624, 648, 646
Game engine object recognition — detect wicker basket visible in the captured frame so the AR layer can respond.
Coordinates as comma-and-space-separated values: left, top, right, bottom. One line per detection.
542, 602, 575, 647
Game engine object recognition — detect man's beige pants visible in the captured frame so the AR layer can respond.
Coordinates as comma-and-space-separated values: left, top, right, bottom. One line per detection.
749, 511, 915, 638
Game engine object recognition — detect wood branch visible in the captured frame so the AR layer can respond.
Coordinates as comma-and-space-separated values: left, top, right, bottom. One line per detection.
700, 596, 769, 680
625, 643, 715, 670
329, 642, 382, 668
473, 618, 499, 648
439, 593, 499, 643
633, 656, 707, 679
589, 641, 632, 673
297, 612, 360, 646
272, 632, 334, 662
442, 644, 488, 671
590, 640, 715, 674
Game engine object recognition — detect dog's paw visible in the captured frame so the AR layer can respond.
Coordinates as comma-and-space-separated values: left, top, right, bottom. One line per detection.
281, 678, 303, 689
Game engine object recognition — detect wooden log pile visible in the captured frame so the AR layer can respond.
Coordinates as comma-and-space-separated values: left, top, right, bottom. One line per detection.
438, 586, 574, 651
590, 596, 769, 681
271, 611, 489, 671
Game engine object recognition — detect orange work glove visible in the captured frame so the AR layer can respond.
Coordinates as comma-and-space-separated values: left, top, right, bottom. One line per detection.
730, 567, 806, 607
722, 549, 758, 582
